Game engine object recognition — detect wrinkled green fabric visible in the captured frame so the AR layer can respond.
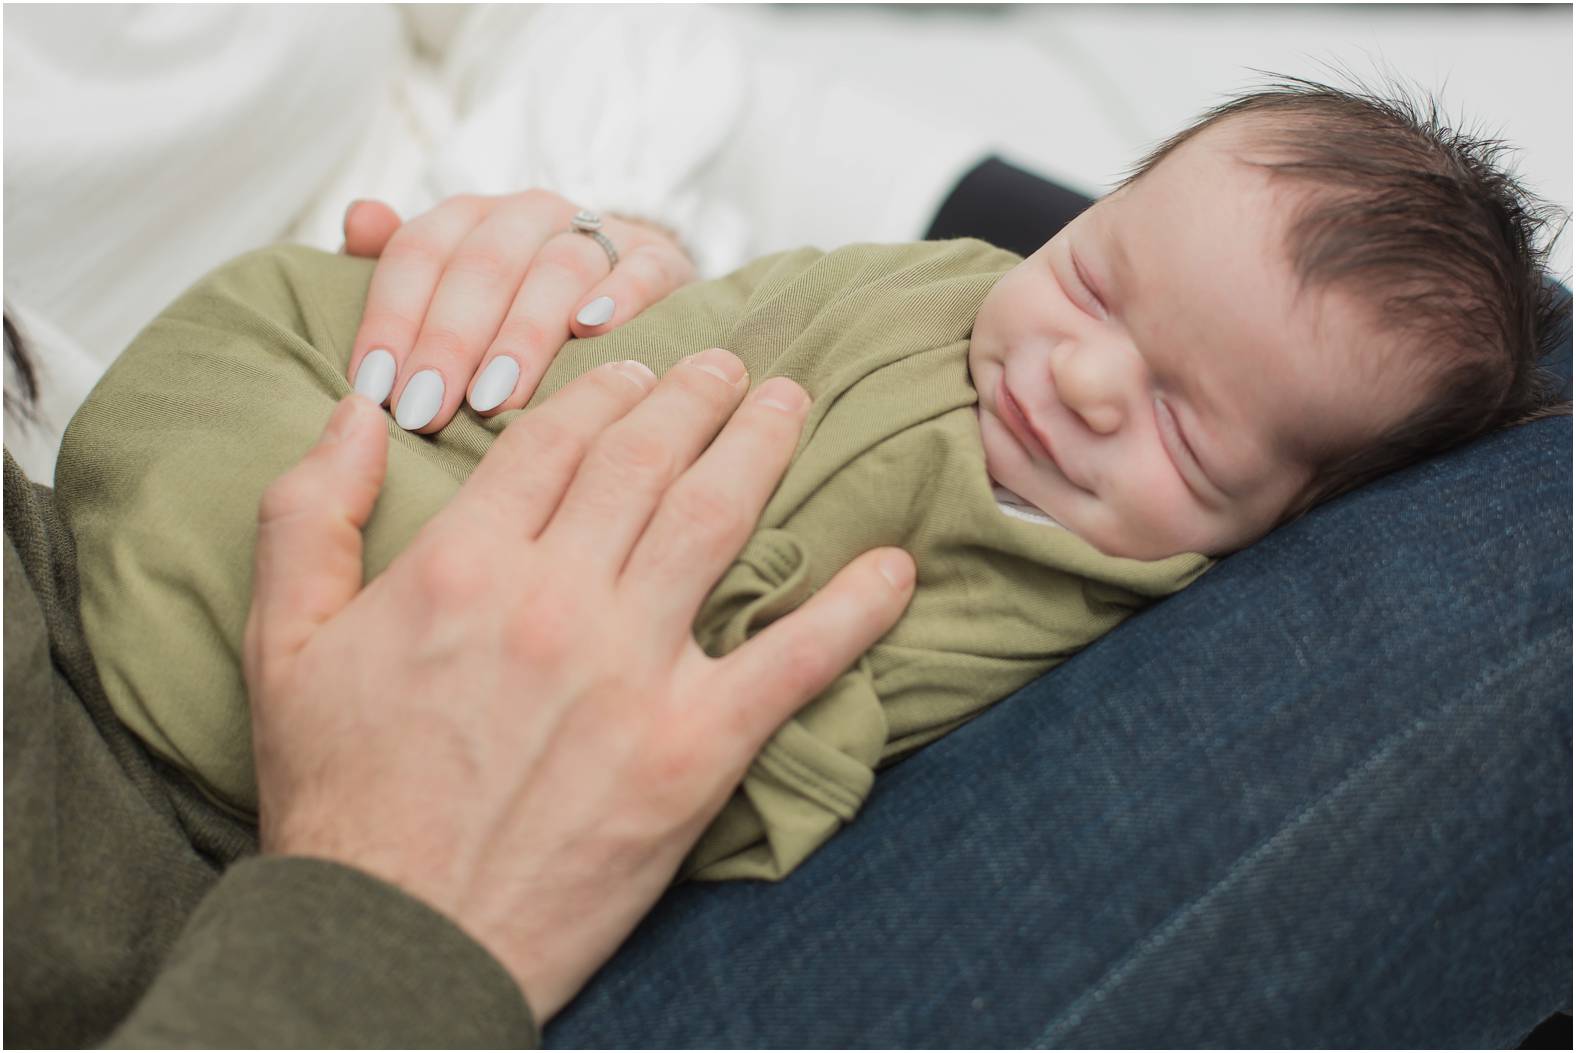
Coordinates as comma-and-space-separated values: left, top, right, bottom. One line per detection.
56, 240, 1213, 883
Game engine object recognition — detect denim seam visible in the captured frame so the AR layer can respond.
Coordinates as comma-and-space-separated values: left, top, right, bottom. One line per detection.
1031, 639, 1551, 1048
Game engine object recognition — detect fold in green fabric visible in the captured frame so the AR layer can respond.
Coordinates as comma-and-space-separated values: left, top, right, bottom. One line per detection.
56, 241, 1212, 883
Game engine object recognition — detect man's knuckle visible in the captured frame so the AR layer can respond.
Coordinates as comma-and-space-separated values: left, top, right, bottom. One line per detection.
508, 411, 583, 467
647, 738, 708, 794
779, 631, 830, 688
413, 540, 487, 605
598, 429, 675, 480
257, 470, 318, 523
667, 481, 743, 541
502, 595, 578, 667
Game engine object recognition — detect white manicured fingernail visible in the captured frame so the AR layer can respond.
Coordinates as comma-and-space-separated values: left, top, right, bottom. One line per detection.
395, 369, 444, 430
353, 348, 396, 403
576, 295, 615, 327
469, 356, 521, 412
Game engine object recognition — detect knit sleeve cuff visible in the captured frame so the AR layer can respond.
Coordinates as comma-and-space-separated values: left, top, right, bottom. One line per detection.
106, 855, 539, 1049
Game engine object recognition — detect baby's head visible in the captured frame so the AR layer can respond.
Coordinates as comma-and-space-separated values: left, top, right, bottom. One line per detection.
970, 74, 1569, 561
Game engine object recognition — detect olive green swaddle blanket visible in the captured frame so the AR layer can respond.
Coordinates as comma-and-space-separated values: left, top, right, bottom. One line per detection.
56, 240, 1213, 883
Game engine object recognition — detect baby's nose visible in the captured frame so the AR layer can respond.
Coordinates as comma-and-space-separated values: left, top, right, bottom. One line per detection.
1049, 342, 1127, 434
1077, 403, 1124, 435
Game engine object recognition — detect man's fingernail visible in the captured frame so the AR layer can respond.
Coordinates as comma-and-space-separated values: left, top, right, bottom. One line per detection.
395, 370, 444, 431
323, 396, 361, 445
879, 551, 914, 591
754, 376, 808, 412
469, 356, 521, 412
353, 349, 397, 404
343, 198, 367, 229
686, 347, 746, 385
577, 296, 615, 327
609, 360, 656, 391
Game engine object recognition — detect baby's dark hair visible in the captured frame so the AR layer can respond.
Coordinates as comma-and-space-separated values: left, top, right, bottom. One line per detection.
1113, 71, 1571, 531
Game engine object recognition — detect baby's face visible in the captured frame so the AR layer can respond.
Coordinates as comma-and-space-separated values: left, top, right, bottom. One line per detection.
969, 121, 1406, 560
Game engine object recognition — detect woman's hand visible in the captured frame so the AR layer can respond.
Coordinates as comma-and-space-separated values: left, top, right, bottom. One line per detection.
342, 190, 697, 433
243, 351, 916, 1026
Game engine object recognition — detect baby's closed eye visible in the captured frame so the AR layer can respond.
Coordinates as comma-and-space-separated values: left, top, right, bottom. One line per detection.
1067, 248, 1108, 320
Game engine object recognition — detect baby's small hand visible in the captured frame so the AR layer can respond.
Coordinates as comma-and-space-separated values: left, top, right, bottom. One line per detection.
342, 190, 697, 433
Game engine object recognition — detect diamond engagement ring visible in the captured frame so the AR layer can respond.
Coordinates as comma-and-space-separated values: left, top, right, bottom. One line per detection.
570, 209, 620, 269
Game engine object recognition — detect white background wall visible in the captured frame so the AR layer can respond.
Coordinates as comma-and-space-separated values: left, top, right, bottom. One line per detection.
7, 2, 1566, 486
724, 2, 1573, 278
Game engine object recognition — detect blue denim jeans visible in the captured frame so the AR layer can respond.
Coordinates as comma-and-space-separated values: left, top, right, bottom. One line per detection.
545, 299, 1573, 1046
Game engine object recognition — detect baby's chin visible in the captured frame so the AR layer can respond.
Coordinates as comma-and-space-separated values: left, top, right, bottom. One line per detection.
975, 407, 1220, 561
974, 404, 1072, 529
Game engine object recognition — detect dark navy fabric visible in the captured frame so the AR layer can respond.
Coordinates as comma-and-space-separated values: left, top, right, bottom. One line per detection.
546, 162, 1572, 1047
925, 155, 1094, 258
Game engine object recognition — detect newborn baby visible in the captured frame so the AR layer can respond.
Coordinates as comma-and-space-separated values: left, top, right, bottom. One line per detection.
55, 81, 1563, 883
970, 115, 1392, 562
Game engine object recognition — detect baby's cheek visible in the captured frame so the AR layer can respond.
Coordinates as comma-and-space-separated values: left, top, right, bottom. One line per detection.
1122, 462, 1201, 544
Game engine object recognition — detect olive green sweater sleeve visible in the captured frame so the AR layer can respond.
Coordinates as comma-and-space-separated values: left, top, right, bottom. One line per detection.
3, 451, 539, 1048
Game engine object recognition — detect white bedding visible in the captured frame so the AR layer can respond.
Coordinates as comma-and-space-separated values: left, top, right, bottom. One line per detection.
2, 3, 990, 484
6, 3, 1567, 486
4, 5, 403, 482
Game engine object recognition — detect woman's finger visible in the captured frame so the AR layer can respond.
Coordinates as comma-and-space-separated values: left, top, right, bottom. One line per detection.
244, 395, 389, 679
387, 202, 567, 433
568, 241, 698, 339
345, 194, 494, 407
463, 230, 613, 419
342, 199, 404, 258
537, 348, 750, 579
620, 375, 810, 621
447, 359, 658, 542
699, 546, 916, 749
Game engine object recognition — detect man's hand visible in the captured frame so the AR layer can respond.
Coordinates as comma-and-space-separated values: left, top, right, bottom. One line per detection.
242, 351, 915, 1024
342, 190, 697, 432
